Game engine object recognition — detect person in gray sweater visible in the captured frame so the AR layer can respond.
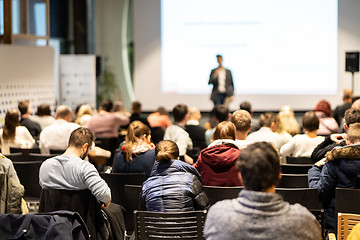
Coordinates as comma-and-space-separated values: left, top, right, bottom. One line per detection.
204, 142, 322, 240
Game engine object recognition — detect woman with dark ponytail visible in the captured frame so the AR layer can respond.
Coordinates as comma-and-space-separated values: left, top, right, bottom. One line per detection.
113, 121, 155, 177
140, 140, 209, 212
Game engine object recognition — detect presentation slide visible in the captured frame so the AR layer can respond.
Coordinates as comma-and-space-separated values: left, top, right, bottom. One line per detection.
161, 0, 338, 95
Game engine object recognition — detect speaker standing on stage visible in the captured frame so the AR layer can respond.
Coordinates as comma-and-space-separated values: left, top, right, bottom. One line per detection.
208, 54, 234, 106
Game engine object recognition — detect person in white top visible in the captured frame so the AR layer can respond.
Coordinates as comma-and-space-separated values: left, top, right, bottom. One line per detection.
247, 112, 286, 150
0, 109, 35, 154
30, 103, 55, 130
39, 105, 80, 154
280, 111, 325, 161
230, 110, 252, 149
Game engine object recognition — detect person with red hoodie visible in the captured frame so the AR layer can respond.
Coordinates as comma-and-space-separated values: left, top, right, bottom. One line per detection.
193, 121, 242, 186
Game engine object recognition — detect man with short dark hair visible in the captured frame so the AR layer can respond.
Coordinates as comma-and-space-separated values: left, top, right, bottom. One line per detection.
18, 100, 41, 138
333, 89, 353, 126
205, 105, 230, 145
130, 101, 150, 127
87, 99, 129, 138
164, 104, 193, 164
205, 142, 322, 240
247, 112, 286, 149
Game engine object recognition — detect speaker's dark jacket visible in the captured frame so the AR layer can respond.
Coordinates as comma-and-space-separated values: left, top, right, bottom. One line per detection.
208, 68, 234, 102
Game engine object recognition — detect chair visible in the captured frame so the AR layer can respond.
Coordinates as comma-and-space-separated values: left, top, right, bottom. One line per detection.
124, 185, 142, 237
10, 147, 41, 161
337, 213, 360, 240
203, 186, 243, 206
276, 188, 325, 238
4, 152, 23, 162
100, 173, 147, 206
49, 149, 65, 155
28, 153, 56, 161
134, 210, 207, 240
286, 156, 313, 164
281, 163, 313, 174
278, 174, 309, 188
96, 137, 119, 166
335, 188, 360, 216
13, 161, 43, 199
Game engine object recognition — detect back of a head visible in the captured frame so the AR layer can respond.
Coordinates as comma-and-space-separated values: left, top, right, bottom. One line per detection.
55, 105, 72, 119
68, 127, 94, 148
302, 111, 319, 132
188, 106, 201, 120
37, 103, 51, 116
278, 105, 300, 135
345, 107, 360, 127
240, 101, 252, 114
314, 99, 332, 117
213, 104, 229, 122
231, 110, 251, 132
259, 112, 277, 128
3, 109, 20, 140
347, 123, 360, 144
155, 140, 179, 161
18, 100, 29, 115
343, 89, 353, 101
125, 121, 151, 161
236, 142, 280, 191
172, 104, 188, 122
102, 99, 113, 112
113, 101, 125, 112
131, 101, 142, 114
157, 106, 168, 115
212, 121, 236, 141
77, 104, 93, 118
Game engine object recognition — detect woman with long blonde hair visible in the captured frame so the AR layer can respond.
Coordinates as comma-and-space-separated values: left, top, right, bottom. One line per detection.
113, 121, 155, 176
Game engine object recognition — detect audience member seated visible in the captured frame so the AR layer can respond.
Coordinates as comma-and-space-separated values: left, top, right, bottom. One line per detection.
39, 127, 112, 239
147, 106, 172, 130
334, 89, 353, 126
240, 101, 260, 133
247, 112, 286, 150
30, 103, 55, 130
18, 100, 41, 138
314, 99, 339, 135
39, 105, 80, 154
140, 140, 208, 211
185, 107, 207, 150
164, 104, 193, 164
277, 105, 300, 137
205, 105, 230, 145
280, 111, 324, 161
194, 121, 242, 186
309, 122, 360, 235
87, 99, 129, 138
0, 109, 35, 154
230, 110, 251, 149
204, 142, 321, 240
0, 153, 24, 213
113, 101, 131, 117
311, 107, 360, 162
75, 104, 93, 127
113, 121, 155, 177
129, 101, 150, 127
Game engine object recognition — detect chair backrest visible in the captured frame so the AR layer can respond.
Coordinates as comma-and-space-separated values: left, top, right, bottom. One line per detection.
281, 163, 313, 174
4, 152, 23, 162
28, 153, 56, 162
95, 137, 120, 166
286, 156, 313, 164
150, 127, 164, 145
13, 161, 42, 198
10, 147, 41, 161
275, 188, 322, 209
277, 174, 309, 188
134, 210, 207, 240
100, 173, 147, 206
124, 185, 142, 234
335, 188, 360, 216
337, 213, 360, 240
203, 186, 243, 206
49, 149, 66, 155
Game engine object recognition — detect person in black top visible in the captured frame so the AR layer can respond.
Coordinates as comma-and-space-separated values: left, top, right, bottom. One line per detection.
18, 100, 41, 138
